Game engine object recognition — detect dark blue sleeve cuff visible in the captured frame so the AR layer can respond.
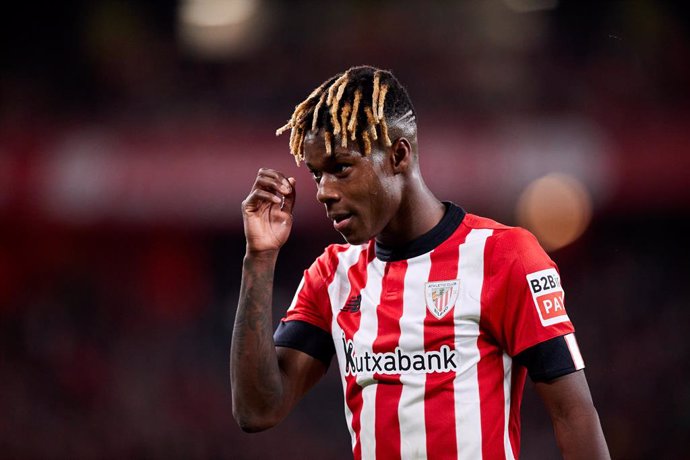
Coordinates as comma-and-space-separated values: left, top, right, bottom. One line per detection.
274, 320, 335, 367
514, 335, 580, 382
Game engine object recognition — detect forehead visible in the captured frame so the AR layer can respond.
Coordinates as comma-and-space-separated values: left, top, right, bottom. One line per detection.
302, 130, 365, 167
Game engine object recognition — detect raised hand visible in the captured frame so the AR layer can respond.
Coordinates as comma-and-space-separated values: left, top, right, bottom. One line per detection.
242, 168, 297, 254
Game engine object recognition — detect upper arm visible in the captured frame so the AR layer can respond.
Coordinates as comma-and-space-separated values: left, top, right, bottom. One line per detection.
272, 320, 334, 414
534, 370, 610, 459
534, 370, 595, 420
276, 346, 328, 411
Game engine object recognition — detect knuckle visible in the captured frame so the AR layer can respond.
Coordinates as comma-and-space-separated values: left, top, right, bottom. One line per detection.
258, 167, 275, 176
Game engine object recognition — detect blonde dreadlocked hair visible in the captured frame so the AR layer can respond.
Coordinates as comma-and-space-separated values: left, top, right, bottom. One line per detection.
276, 66, 417, 165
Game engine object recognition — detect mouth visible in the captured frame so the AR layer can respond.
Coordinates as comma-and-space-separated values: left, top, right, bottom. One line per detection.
329, 212, 354, 232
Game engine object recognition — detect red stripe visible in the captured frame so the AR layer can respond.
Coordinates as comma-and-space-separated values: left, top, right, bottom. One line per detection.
372, 260, 407, 460
424, 242, 461, 459
476, 332, 506, 459
336, 243, 375, 460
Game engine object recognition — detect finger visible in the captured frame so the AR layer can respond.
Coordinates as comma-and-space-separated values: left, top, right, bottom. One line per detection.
256, 168, 291, 192
282, 177, 297, 214
243, 189, 282, 211
254, 176, 292, 197
254, 170, 292, 201
256, 167, 284, 181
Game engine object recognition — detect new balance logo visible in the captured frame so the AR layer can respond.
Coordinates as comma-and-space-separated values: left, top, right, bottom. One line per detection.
341, 294, 361, 313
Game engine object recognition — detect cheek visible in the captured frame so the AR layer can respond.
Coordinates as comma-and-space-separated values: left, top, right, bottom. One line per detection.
361, 171, 386, 204
364, 160, 390, 201
366, 177, 399, 221
355, 157, 399, 223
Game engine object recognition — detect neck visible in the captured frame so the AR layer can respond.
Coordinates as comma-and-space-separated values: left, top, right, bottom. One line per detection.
376, 173, 445, 247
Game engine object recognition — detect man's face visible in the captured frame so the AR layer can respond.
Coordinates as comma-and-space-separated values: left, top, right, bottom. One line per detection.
303, 131, 401, 245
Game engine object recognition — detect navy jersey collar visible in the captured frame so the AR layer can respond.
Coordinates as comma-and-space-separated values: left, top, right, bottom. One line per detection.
374, 202, 465, 262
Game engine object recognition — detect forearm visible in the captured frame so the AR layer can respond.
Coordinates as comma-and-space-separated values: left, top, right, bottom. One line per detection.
230, 251, 285, 431
552, 405, 610, 460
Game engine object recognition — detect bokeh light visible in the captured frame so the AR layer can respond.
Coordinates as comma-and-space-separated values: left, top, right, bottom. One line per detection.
516, 173, 593, 251
178, 0, 265, 58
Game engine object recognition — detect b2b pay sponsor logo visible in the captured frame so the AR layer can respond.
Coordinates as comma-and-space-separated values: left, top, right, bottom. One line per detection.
526, 268, 569, 327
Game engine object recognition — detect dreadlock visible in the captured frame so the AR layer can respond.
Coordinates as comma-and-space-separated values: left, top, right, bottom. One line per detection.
276, 66, 416, 165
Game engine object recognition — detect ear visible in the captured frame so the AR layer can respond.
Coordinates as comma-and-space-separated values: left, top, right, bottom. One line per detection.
389, 137, 412, 174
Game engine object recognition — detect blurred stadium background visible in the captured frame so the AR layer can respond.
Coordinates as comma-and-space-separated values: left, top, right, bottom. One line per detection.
1, 0, 689, 458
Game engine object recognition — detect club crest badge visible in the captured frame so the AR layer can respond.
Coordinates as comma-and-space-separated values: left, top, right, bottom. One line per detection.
425, 280, 460, 319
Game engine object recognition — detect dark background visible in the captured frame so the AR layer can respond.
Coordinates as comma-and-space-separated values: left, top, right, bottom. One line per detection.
1, 1, 689, 458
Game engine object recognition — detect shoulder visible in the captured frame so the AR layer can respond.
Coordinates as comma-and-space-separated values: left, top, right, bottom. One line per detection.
463, 213, 551, 269
463, 212, 536, 248
462, 213, 513, 233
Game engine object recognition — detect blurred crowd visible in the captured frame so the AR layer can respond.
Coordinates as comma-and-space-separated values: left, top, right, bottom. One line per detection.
1, 1, 689, 458
1, 217, 689, 458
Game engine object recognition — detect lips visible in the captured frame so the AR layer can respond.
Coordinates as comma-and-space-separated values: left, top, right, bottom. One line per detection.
329, 212, 354, 232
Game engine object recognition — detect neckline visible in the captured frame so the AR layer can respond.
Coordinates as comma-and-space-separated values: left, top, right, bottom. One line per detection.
374, 202, 465, 262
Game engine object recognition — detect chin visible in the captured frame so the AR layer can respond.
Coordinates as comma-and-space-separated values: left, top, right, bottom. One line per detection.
339, 231, 370, 246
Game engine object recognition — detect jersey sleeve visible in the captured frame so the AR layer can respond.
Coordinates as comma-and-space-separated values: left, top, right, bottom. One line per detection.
483, 227, 576, 357
273, 248, 337, 365
514, 333, 585, 382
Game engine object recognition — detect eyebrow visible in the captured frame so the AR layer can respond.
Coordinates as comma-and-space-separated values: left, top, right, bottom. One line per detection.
331, 150, 359, 160
306, 150, 357, 169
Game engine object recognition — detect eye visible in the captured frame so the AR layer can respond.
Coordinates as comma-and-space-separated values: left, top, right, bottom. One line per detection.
333, 164, 351, 176
310, 169, 322, 182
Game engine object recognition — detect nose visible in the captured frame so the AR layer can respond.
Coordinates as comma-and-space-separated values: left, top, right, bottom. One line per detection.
316, 173, 340, 204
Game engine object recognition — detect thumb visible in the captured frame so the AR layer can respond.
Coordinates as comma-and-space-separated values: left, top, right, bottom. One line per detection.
282, 177, 297, 214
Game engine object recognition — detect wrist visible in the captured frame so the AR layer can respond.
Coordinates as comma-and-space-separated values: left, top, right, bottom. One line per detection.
244, 248, 280, 264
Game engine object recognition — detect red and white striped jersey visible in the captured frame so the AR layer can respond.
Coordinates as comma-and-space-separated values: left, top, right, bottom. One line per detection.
276, 204, 582, 460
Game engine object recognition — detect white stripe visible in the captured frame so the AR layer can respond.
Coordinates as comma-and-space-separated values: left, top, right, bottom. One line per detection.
454, 228, 493, 460
564, 333, 585, 370
352, 257, 385, 460
329, 245, 367, 452
398, 253, 431, 460
287, 276, 305, 311
502, 353, 516, 460
328, 246, 365, 316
